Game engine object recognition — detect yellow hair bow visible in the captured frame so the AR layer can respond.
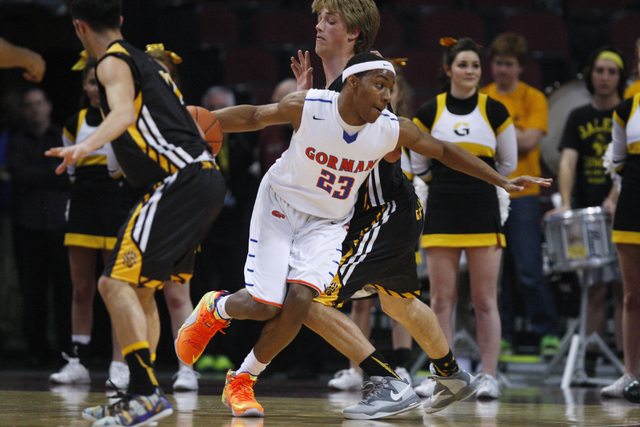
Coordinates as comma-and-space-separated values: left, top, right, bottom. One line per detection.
389, 58, 408, 67
439, 37, 457, 47
71, 50, 89, 71
145, 43, 182, 64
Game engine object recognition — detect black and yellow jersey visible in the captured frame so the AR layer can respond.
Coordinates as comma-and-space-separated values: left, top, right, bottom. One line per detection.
97, 39, 210, 190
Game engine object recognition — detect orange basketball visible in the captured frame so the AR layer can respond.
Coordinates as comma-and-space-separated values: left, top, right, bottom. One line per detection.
187, 105, 223, 157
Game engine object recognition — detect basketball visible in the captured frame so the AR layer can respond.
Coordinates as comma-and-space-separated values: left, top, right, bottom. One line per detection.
187, 105, 223, 157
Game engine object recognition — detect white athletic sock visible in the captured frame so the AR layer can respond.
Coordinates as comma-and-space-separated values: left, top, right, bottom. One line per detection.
71, 334, 91, 345
215, 294, 232, 320
237, 349, 269, 377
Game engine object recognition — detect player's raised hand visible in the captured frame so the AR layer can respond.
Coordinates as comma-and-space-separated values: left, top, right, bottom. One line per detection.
291, 50, 313, 90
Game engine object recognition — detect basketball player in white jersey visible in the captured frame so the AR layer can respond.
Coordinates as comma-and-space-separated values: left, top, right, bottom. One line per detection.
176, 53, 551, 420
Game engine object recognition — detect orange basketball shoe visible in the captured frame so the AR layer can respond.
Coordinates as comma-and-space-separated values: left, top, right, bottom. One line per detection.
222, 370, 264, 417
175, 290, 230, 365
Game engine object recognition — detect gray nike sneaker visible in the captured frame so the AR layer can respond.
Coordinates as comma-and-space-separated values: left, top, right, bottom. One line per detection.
343, 376, 422, 420
423, 365, 479, 414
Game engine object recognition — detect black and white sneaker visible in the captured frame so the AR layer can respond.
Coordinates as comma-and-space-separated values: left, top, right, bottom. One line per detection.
423, 365, 479, 414
343, 376, 422, 420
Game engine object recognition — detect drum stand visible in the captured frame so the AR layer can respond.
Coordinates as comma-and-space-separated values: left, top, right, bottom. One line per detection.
544, 268, 625, 388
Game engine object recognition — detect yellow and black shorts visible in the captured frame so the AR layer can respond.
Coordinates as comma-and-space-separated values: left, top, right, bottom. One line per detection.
315, 194, 423, 308
103, 162, 225, 288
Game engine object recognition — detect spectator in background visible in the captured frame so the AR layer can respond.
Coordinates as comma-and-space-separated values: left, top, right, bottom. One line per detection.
548, 46, 625, 382
480, 32, 561, 358
8, 87, 71, 366
256, 78, 297, 175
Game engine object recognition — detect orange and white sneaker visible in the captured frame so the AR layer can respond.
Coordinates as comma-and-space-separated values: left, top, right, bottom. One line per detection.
175, 290, 230, 365
222, 370, 264, 417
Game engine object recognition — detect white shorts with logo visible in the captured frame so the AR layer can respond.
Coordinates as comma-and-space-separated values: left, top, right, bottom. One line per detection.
244, 175, 349, 307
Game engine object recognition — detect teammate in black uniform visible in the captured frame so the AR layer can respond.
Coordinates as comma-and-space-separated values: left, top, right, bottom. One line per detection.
47, 1, 225, 425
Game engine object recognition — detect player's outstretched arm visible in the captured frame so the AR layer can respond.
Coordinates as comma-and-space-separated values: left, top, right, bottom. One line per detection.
397, 117, 551, 193
213, 90, 306, 133
0, 37, 45, 82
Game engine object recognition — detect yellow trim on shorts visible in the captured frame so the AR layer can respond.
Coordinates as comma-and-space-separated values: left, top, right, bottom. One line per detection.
121, 341, 149, 357
140, 276, 167, 290
371, 284, 420, 298
421, 233, 506, 248
110, 202, 144, 285
314, 276, 343, 307
64, 233, 117, 250
170, 273, 191, 284
612, 230, 640, 244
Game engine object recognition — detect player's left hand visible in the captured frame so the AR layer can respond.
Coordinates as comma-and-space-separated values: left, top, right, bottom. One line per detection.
503, 175, 552, 193
45, 143, 92, 175
291, 50, 313, 91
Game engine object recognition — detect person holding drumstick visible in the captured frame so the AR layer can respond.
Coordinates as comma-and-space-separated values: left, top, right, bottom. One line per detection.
547, 46, 625, 385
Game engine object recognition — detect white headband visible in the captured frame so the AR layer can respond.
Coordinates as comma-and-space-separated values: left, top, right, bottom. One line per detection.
342, 60, 396, 82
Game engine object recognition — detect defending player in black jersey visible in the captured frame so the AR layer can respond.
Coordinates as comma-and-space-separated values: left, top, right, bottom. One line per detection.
46, 1, 225, 425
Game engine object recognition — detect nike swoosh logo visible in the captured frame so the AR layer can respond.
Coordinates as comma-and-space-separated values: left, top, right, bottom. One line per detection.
429, 389, 445, 402
313, 115, 325, 120
389, 383, 412, 401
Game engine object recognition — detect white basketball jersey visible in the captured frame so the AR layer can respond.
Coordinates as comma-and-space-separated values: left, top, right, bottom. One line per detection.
268, 89, 400, 219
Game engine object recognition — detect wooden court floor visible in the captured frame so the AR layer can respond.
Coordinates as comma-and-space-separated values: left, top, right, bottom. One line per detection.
1, 370, 639, 426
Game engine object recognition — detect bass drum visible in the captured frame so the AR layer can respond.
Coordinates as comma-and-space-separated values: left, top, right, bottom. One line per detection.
540, 79, 592, 176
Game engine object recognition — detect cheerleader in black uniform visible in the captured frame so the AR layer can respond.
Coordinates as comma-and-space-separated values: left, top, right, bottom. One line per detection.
605, 86, 640, 400
50, 56, 131, 387
411, 38, 518, 399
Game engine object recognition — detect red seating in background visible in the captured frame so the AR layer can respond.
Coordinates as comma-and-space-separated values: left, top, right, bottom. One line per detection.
609, 12, 640, 61
251, 9, 316, 49
502, 11, 569, 56
417, 9, 487, 49
199, 2, 238, 47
